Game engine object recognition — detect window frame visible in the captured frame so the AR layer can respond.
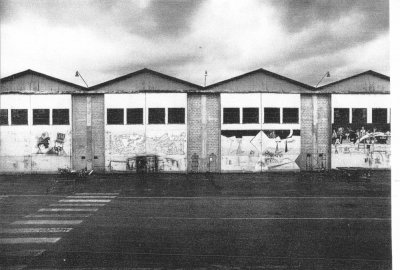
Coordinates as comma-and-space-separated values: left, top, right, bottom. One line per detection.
52, 109, 70, 125
264, 107, 280, 124
351, 108, 367, 124
11, 109, 28, 125
148, 108, 165, 124
372, 108, 387, 124
0, 109, 8, 125
333, 108, 350, 124
32, 109, 50, 125
223, 108, 240, 124
282, 108, 299, 124
126, 108, 144, 125
107, 108, 124, 125
242, 107, 259, 124
168, 108, 185, 124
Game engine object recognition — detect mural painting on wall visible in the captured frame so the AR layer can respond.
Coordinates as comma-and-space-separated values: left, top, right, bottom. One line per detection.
36, 132, 67, 156
221, 130, 300, 171
109, 131, 187, 172
331, 125, 390, 168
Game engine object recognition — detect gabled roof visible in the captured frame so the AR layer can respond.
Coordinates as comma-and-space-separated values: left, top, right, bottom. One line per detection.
205, 68, 315, 91
89, 68, 201, 90
0, 69, 87, 91
317, 70, 390, 90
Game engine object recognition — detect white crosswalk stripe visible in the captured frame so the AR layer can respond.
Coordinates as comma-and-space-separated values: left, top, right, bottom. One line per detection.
1, 228, 73, 233
50, 203, 106, 207
25, 214, 91, 218
67, 196, 116, 199
12, 220, 82, 225
38, 208, 98, 212
75, 193, 119, 195
59, 199, 111, 203
0, 237, 61, 244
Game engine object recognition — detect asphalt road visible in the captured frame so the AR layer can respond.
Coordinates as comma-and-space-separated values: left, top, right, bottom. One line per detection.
0, 172, 392, 269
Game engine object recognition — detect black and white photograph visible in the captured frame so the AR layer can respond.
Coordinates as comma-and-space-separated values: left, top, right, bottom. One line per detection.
0, 0, 397, 269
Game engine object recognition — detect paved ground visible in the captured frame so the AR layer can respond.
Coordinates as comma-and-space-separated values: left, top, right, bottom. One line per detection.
0, 171, 391, 269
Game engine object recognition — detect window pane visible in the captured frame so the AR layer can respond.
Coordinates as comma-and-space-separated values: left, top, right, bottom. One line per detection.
282, 108, 299, 123
107, 109, 124, 124
168, 108, 185, 124
352, 108, 367, 124
223, 108, 240, 124
127, 108, 143, 124
11, 109, 28, 125
33, 109, 50, 125
264, 108, 280, 123
0, 109, 8, 125
333, 108, 349, 124
53, 109, 69, 125
148, 108, 165, 124
242, 108, 259, 124
372, 108, 387, 124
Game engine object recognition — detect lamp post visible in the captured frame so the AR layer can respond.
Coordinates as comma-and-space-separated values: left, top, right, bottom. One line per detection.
75, 71, 89, 88
315, 71, 330, 88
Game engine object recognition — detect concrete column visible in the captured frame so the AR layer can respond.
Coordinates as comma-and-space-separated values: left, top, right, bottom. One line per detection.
86, 96, 93, 170
201, 94, 207, 169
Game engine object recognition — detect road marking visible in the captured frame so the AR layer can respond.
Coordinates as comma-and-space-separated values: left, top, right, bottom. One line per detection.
133, 216, 391, 221
59, 199, 111, 203
75, 193, 119, 195
1, 228, 72, 233
38, 208, 98, 212
12, 220, 82, 225
67, 196, 116, 199
0, 237, 61, 244
2, 249, 45, 257
50, 203, 106, 207
25, 214, 91, 218
117, 196, 390, 199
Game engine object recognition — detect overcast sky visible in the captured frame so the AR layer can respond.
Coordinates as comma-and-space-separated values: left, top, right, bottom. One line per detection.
0, 0, 389, 87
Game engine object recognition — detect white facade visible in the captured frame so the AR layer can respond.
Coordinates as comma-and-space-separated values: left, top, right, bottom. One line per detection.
221, 93, 301, 130
220, 93, 301, 171
0, 94, 72, 172
104, 93, 187, 172
332, 94, 390, 124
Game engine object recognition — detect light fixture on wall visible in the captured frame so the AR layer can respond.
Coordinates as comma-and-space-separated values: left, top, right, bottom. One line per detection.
75, 71, 89, 88
315, 71, 330, 88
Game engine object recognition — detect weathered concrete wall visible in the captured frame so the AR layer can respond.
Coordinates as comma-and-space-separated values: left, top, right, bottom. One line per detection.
72, 95, 88, 170
299, 94, 331, 170
0, 94, 72, 173
104, 93, 187, 172
91, 95, 105, 171
220, 93, 300, 171
187, 94, 221, 172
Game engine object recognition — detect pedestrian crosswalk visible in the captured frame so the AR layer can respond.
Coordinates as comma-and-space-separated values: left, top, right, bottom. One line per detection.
0, 192, 119, 269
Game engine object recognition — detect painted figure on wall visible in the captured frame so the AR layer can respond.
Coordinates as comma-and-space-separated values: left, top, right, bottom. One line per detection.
37, 132, 50, 154
36, 132, 66, 156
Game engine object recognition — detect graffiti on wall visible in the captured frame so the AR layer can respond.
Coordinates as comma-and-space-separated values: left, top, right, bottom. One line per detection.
221, 130, 300, 171
36, 132, 67, 156
107, 131, 187, 172
331, 125, 391, 168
